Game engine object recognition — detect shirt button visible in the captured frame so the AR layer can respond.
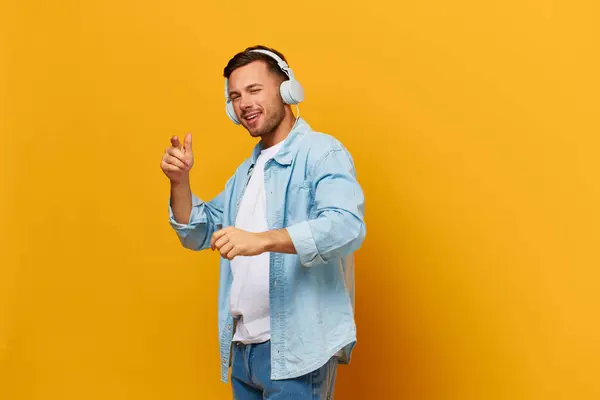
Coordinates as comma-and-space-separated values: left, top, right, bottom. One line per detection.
274, 280, 277, 287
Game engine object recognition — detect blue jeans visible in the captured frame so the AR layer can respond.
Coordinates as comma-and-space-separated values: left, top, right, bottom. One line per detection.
231, 341, 338, 399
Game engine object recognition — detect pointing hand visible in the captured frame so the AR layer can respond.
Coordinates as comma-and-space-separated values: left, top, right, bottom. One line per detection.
161, 133, 194, 183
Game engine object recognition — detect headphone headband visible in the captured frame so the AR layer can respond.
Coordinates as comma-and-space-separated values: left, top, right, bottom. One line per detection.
248, 49, 294, 79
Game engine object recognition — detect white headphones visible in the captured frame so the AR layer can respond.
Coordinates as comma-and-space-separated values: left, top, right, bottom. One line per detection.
225, 49, 304, 125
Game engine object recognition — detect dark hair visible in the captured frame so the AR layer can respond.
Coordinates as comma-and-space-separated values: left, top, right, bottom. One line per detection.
223, 45, 288, 81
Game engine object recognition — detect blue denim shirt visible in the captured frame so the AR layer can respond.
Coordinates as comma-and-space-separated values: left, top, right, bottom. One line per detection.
169, 118, 366, 382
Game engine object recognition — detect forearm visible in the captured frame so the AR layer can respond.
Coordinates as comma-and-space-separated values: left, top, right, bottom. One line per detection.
258, 229, 297, 254
170, 179, 192, 225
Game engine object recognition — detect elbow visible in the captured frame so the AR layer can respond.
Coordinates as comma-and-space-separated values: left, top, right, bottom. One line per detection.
342, 218, 366, 256
312, 216, 366, 267
180, 234, 203, 251
353, 220, 367, 251
289, 213, 366, 268
174, 225, 211, 252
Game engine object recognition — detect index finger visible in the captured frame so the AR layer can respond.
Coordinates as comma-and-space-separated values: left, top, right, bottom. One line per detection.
171, 136, 181, 149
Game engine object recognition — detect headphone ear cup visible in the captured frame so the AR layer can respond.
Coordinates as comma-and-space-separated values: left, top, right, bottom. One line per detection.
280, 80, 304, 105
226, 101, 240, 124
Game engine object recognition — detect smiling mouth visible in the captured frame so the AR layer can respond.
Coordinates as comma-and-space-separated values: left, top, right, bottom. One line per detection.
244, 112, 261, 122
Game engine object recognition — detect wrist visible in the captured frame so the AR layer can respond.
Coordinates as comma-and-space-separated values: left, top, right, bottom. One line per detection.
171, 176, 190, 187
257, 231, 276, 253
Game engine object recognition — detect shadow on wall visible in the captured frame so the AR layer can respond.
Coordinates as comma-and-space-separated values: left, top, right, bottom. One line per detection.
329, 133, 453, 399
334, 211, 446, 399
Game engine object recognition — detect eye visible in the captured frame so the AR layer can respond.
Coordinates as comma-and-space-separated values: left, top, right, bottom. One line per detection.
250, 88, 261, 94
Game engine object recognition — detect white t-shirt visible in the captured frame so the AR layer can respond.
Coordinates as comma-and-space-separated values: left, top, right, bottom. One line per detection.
229, 141, 283, 344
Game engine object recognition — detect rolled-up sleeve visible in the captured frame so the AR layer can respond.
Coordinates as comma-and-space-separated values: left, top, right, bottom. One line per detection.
169, 191, 225, 251
286, 147, 366, 267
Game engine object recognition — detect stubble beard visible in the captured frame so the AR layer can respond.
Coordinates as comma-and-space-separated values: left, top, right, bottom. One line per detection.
246, 104, 285, 139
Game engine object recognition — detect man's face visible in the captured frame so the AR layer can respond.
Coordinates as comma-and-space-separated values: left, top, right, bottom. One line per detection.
228, 60, 285, 138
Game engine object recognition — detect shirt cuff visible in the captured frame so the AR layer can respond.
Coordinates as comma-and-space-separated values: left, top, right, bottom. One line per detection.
169, 194, 201, 231
286, 221, 326, 267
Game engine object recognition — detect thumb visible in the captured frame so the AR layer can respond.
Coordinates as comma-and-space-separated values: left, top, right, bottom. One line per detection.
184, 133, 192, 153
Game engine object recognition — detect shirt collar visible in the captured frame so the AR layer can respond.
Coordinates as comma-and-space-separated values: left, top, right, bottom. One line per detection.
251, 117, 310, 166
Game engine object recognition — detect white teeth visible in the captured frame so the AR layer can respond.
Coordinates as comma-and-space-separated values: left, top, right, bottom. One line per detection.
246, 113, 259, 120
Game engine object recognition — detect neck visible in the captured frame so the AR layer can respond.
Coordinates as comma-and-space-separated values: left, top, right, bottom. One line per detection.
261, 107, 296, 148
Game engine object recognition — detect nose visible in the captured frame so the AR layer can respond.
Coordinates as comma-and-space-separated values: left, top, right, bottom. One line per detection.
239, 93, 254, 111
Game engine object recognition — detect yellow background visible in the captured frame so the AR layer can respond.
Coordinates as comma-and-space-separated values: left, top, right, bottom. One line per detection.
1, 0, 599, 399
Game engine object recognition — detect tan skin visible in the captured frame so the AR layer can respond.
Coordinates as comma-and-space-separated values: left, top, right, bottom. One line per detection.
160, 60, 297, 260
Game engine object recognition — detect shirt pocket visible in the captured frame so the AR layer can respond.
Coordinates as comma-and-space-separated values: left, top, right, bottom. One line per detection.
286, 179, 313, 224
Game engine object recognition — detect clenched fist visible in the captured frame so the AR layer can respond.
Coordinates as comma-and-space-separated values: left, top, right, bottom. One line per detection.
211, 227, 270, 260
161, 133, 194, 183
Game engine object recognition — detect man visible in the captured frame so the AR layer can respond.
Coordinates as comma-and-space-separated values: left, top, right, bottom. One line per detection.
161, 45, 366, 399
